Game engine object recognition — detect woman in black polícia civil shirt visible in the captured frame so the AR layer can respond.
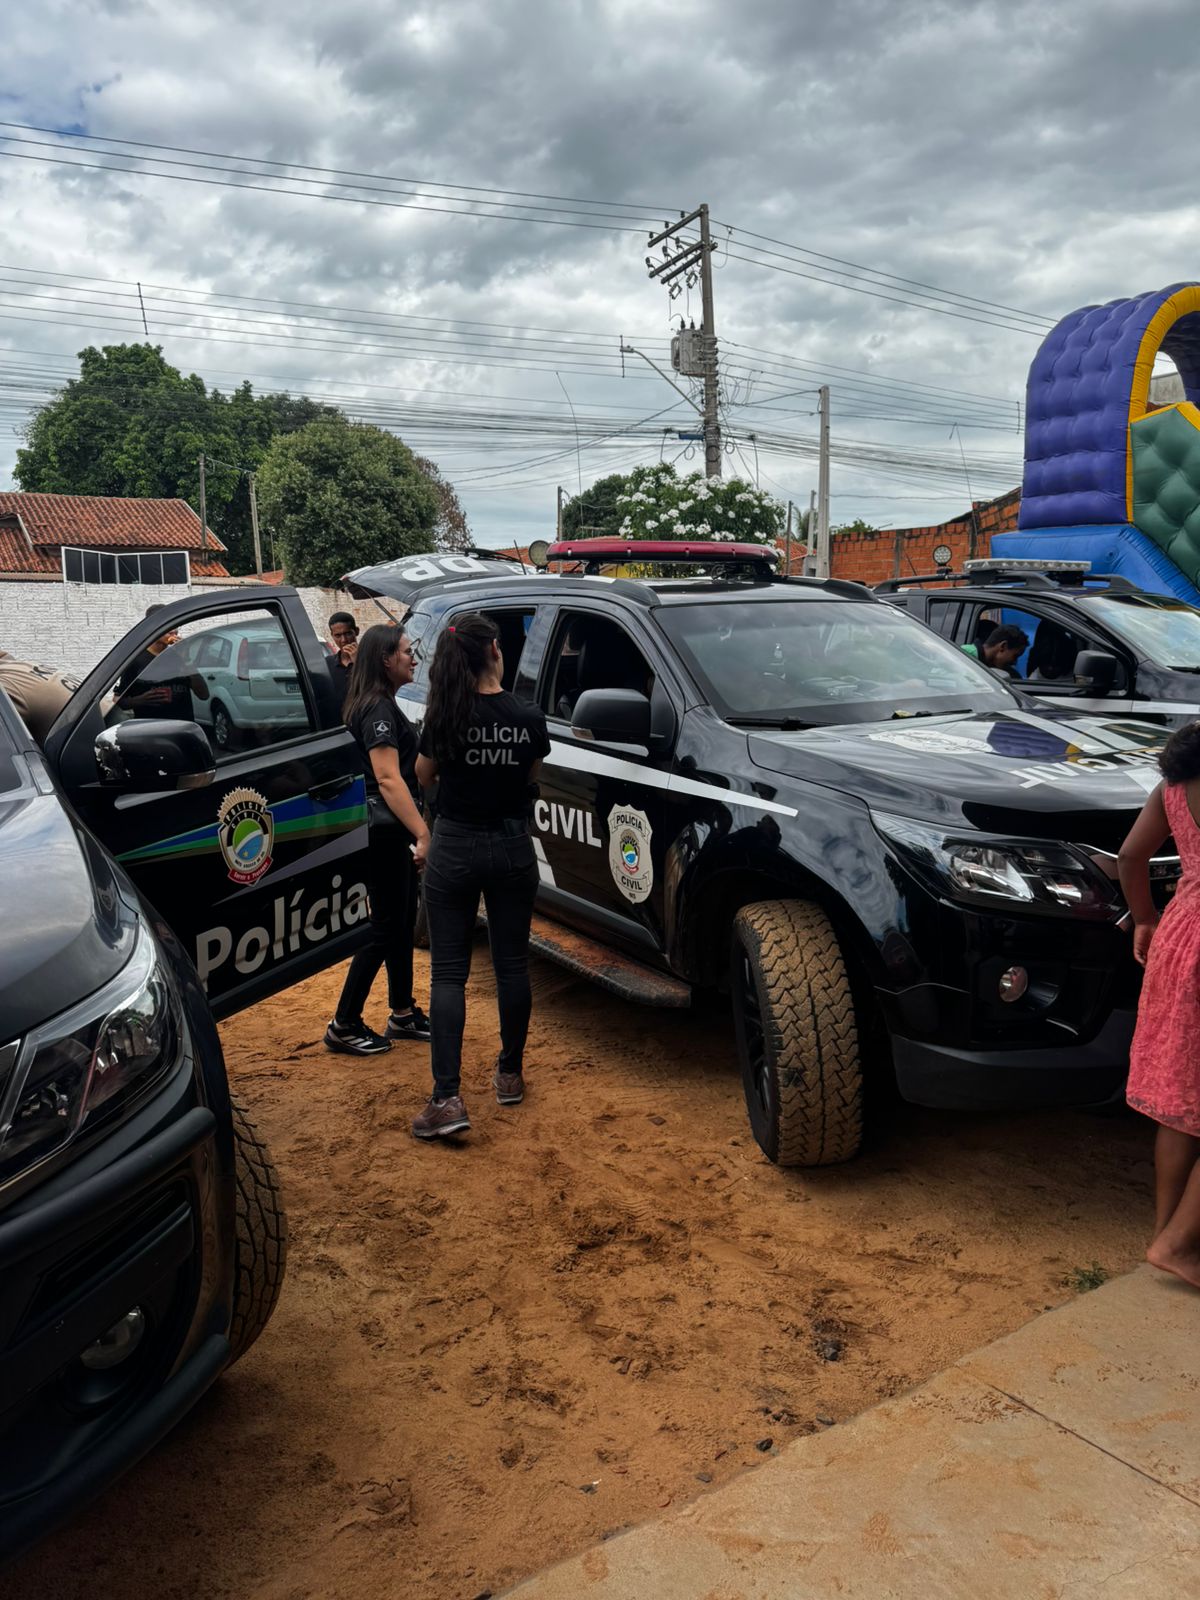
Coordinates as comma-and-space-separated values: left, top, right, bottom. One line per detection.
324, 624, 432, 1057
412, 612, 550, 1139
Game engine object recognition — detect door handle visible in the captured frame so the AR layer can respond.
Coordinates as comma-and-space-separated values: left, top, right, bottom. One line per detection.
308, 774, 355, 803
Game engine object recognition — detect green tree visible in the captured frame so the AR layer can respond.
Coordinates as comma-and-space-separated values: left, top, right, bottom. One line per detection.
14, 345, 346, 574
830, 518, 879, 536
614, 463, 784, 544
256, 418, 438, 587
414, 455, 472, 551
559, 471, 629, 538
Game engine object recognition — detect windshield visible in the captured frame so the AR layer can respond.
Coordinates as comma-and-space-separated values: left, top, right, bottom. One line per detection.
1085, 596, 1200, 669
656, 599, 1015, 726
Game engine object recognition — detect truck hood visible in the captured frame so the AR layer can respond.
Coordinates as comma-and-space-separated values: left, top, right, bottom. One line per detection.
0, 787, 135, 1040
748, 709, 1169, 851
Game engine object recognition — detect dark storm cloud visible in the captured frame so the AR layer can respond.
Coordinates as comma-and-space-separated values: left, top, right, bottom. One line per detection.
1, 0, 1199, 541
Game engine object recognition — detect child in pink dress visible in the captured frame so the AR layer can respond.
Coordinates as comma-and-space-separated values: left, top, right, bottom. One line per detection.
1120, 723, 1200, 1287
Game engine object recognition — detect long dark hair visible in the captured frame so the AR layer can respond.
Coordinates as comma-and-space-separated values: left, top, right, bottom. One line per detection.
342, 623, 404, 727
1160, 721, 1200, 784
423, 612, 499, 761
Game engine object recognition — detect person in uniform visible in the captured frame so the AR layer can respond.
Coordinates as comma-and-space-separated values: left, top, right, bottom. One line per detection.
412, 612, 549, 1140
0, 650, 79, 745
324, 623, 432, 1057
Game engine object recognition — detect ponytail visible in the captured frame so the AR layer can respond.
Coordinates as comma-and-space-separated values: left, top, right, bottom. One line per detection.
424, 612, 500, 761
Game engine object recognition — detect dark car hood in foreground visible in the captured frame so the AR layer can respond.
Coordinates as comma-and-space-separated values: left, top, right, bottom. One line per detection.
0, 787, 134, 1040
748, 708, 1169, 850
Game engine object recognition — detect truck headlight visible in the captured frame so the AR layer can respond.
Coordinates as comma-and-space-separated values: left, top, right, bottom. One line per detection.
0, 927, 180, 1189
873, 813, 1117, 917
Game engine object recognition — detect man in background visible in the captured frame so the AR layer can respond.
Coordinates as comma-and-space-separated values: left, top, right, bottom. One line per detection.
326, 611, 359, 713
963, 623, 1029, 679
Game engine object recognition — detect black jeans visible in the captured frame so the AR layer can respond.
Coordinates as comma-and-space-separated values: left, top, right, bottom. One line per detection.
423, 818, 540, 1099
334, 822, 418, 1025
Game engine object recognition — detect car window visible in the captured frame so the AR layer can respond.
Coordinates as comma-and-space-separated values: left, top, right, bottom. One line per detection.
543, 611, 654, 722
924, 599, 964, 640
479, 607, 537, 692
1085, 596, 1200, 669
656, 599, 1013, 726
196, 634, 231, 669
105, 609, 315, 759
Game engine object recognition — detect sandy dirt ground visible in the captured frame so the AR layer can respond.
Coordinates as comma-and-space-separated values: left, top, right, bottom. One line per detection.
5, 942, 1156, 1600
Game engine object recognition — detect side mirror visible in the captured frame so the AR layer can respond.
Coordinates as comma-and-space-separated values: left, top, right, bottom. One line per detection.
96, 720, 216, 792
1073, 649, 1118, 694
572, 688, 651, 747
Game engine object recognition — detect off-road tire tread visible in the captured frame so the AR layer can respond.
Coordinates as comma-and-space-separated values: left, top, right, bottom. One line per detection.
734, 900, 863, 1167
228, 1094, 288, 1364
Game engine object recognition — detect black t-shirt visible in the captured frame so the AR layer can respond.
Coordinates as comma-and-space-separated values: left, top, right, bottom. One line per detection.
326, 651, 353, 712
421, 691, 550, 825
348, 693, 419, 806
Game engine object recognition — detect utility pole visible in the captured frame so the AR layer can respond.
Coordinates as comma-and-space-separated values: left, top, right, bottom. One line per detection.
248, 471, 264, 576
803, 489, 818, 577
697, 205, 721, 479
198, 453, 208, 554
815, 387, 831, 580
785, 500, 793, 576
556, 485, 565, 539
643, 205, 721, 477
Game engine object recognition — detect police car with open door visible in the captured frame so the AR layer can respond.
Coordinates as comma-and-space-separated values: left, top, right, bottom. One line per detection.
879, 559, 1200, 722
0, 585, 372, 1563
345, 541, 1179, 1171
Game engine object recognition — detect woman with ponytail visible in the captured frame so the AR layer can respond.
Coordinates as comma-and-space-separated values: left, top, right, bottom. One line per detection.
412, 612, 549, 1138
324, 623, 431, 1056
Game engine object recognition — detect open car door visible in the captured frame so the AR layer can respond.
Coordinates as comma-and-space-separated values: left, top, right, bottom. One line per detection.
41, 587, 372, 1020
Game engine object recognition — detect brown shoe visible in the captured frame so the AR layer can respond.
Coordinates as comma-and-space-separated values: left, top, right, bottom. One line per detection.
411, 1095, 471, 1139
494, 1070, 525, 1106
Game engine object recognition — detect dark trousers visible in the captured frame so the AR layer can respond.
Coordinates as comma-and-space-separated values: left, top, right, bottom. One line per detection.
334, 823, 418, 1025
423, 818, 540, 1099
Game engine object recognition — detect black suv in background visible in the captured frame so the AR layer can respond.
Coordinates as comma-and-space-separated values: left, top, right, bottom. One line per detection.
345, 544, 1178, 1172
879, 559, 1200, 722
1, 586, 373, 1563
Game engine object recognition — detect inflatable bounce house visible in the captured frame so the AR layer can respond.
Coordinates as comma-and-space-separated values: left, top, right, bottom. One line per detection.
992, 283, 1200, 605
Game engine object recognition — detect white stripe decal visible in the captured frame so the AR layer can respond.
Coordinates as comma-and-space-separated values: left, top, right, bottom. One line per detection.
532, 835, 557, 886
398, 699, 796, 817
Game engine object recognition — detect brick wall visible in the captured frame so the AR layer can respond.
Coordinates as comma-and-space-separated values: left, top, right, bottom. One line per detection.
0, 578, 381, 678
829, 488, 1021, 587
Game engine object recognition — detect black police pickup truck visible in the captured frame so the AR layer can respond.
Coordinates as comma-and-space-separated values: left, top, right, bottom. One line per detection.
345, 541, 1179, 1172
0, 586, 373, 1562
880, 558, 1200, 721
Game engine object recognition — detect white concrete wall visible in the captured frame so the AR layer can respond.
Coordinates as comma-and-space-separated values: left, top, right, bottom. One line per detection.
0, 579, 385, 678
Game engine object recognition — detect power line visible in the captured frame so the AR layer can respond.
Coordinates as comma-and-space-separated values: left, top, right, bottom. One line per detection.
0, 119, 675, 217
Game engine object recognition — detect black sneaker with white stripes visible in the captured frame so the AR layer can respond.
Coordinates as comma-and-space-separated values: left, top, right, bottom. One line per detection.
323, 1020, 393, 1056
385, 1005, 432, 1042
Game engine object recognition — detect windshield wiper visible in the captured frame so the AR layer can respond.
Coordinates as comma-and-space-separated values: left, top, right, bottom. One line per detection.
1166, 665, 1200, 674
726, 715, 817, 730
890, 708, 971, 719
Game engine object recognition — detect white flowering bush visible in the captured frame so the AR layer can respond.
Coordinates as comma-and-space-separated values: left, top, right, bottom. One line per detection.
613, 463, 783, 544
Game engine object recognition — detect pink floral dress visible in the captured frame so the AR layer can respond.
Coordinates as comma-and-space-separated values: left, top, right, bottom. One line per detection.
1127, 781, 1200, 1135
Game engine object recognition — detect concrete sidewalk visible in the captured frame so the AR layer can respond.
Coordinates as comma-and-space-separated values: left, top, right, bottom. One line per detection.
506, 1266, 1200, 1598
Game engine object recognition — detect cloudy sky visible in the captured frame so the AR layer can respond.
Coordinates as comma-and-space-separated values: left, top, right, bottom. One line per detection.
1, 0, 1197, 549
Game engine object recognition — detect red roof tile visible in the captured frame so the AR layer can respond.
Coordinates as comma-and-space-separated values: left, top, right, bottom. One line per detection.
0, 493, 226, 555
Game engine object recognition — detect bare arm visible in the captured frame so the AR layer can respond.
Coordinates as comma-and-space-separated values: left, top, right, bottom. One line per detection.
1118, 783, 1169, 964
415, 752, 439, 791
370, 746, 431, 865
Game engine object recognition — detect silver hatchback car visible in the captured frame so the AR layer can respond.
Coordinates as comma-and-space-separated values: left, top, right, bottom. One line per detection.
177, 617, 307, 750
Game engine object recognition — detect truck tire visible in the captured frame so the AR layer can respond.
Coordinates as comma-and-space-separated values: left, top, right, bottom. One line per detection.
227, 1095, 288, 1365
732, 901, 863, 1167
